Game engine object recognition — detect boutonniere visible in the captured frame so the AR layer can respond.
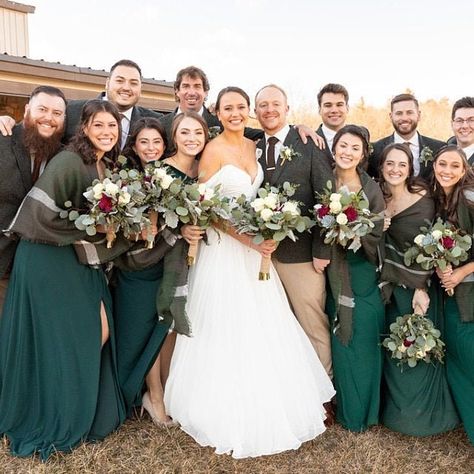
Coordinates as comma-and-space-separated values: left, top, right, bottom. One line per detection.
256, 148, 263, 159
279, 145, 301, 165
208, 126, 222, 140
419, 146, 434, 166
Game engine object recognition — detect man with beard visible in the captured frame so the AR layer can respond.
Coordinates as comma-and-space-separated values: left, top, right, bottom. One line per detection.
368, 93, 445, 180
0, 60, 161, 151
315, 83, 350, 165
0, 85, 66, 311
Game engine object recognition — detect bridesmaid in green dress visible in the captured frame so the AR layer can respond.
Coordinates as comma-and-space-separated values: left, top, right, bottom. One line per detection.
0, 100, 126, 460
431, 145, 474, 444
378, 143, 459, 435
113, 113, 207, 425
325, 125, 385, 432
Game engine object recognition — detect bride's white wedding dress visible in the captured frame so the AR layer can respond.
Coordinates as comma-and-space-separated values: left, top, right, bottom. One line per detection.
164, 164, 335, 458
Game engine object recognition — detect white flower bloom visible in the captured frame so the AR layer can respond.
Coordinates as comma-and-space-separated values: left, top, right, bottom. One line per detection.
250, 198, 265, 212
198, 183, 207, 195
118, 192, 131, 205
160, 175, 174, 190
203, 188, 215, 200
336, 212, 348, 225
92, 183, 104, 199
104, 181, 119, 196
256, 149, 263, 159
431, 230, 442, 240
414, 234, 425, 246
329, 201, 342, 213
260, 208, 274, 221
398, 345, 407, 353
154, 168, 167, 179
282, 201, 299, 216
263, 194, 278, 209
314, 204, 322, 210
329, 193, 341, 202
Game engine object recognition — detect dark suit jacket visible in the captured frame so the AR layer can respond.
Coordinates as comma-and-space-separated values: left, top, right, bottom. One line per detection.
368, 132, 445, 180
447, 137, 474, 165
256, 126, 334, 263
316, 124, 335, 166
0, 125, 33, 277
65, 93, 164, 147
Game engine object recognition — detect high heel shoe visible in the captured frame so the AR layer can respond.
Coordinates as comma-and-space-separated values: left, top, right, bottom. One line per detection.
140, 392, 178, 428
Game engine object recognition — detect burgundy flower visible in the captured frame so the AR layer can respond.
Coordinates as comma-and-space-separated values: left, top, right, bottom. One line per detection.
144, 175, 152, 183
317, 205, 330, 218
403, 338, 414, 347
441, 236, 455, 250
98, 195, 114, 213
344, 206, 358, 222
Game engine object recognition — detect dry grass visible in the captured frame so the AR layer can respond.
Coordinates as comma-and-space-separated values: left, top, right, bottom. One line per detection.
1, 416, 473, 474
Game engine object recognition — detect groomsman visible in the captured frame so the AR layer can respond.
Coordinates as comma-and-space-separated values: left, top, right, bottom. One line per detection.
316, 83, 349, 164
0, 86, 66, 311
0, 59, 162, 150
450, 97, 474, 164
368, 93, 445, 179
254, 84, 334, 380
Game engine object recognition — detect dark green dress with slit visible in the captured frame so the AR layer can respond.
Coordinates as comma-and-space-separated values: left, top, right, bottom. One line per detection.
0, 151, 126, 460
112, 165, 192, 413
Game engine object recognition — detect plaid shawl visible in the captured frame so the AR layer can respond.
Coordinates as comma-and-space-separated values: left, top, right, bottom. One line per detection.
327, 170, 385, 345
5, 151, 132, 263
379, 194, 435, 303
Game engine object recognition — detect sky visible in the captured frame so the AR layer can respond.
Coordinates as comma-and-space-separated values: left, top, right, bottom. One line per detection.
27, 0, 473, 109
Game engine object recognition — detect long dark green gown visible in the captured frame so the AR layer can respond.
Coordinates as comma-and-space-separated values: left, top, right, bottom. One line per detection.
0, 242, 125, 460
328, 250, 385, 432
382, 285, 459, 435
112, 165, 191, 413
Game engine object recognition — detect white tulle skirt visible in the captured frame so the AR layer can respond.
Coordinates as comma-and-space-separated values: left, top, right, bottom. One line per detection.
164, 230, 335, 458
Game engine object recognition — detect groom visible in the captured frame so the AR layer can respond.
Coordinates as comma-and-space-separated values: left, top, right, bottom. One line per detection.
255, 84, 334, 381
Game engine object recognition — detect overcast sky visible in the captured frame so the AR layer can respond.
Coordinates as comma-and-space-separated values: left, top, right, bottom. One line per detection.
28, 0, 473, 108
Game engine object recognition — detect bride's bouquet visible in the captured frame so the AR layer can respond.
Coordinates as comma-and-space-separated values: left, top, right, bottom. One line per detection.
170, 182, 232, 265
313, 181, 378, 251
382, 313, 445, 370
404, 218, 472, 296
61, 167, 148, 248
232, 182, 314, 280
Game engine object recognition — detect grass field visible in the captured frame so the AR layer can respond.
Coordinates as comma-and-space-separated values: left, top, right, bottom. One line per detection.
2, 415, 473, 474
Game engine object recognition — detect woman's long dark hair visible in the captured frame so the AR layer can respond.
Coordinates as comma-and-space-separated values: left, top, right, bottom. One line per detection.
332, 124, 370, 171
431, 145, 474, 222
122, 117, 168, 170
377, 143, 428, 201
67, 99, 121, 164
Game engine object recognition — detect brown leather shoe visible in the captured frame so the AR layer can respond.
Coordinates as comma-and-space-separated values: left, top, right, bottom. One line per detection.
323, 401, 335, 427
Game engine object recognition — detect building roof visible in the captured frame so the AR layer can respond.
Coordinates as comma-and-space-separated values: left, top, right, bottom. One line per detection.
0, 0, 35, 14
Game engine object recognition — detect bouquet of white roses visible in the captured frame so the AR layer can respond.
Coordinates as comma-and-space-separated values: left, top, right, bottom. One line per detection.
313, 181, 377, 252
382, 313, 445, 370
170, 182, 232, 265
62, 166, 148, 248
232, 182, 314, 280
404, 218, 472, 295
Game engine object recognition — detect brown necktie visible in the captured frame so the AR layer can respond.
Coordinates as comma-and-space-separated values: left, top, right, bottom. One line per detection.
31, 152, 42, 184
266, 136, 279, 179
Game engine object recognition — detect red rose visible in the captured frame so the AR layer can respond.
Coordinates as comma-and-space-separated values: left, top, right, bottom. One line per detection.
403, 338, 414, 347
441, 236, 455, 250
317, 205, 330, 218
98, 195, 114, 213
344, 206, 358, 222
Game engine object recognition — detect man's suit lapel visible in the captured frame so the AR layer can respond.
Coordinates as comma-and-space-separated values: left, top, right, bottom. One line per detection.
12, 126, 32, 191
316, 124, 333, 163
468, 152, 474, 166
271, 127, 297, 185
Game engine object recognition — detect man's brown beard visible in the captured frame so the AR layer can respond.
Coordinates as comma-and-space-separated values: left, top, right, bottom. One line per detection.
23, 113, 64, 181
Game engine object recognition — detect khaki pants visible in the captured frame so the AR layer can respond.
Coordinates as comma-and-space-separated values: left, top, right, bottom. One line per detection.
273, 259, 332, 378
0, 276, 9, 316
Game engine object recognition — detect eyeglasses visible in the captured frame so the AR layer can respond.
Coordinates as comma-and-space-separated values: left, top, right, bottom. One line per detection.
452, 117, 474, 127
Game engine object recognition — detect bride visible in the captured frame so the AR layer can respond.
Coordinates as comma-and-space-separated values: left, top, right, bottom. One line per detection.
164, 87, 335, 458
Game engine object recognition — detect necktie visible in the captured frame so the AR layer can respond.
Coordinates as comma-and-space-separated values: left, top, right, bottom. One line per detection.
31, 152, 42, 183
120, 113, 128, 150
266, 136, 279, 179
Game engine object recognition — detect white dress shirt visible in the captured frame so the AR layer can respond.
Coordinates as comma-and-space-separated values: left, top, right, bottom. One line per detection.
394, 132, 421, 175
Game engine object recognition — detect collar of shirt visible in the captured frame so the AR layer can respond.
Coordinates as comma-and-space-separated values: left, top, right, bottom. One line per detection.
265, 125, 291, 162
103, 94, 133, 121
321, 124, 337, 150
177, 106, 204, 116
462, 143, 474, 159
393, 131, 419, 147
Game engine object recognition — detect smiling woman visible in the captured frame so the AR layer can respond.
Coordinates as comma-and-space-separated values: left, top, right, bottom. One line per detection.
0, 100, 127, 460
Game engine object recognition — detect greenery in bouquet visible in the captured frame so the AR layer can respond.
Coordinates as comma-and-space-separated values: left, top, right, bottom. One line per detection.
404, 217, 472, 272
61, 165, 148, 248
313, 181, 377, 251
382, 313, 445, 370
